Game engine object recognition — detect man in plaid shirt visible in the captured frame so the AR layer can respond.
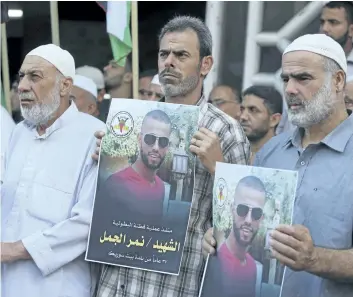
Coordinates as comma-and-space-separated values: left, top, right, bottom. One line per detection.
92, 15, 250, 297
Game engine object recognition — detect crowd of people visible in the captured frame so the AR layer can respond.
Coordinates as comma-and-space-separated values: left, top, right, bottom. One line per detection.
1, 1, 353, 297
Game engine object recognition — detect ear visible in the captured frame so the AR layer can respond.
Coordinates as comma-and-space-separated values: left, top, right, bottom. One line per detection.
269, 113, 282, 129
87, 102, 97, 115
123, 72, 133, 84
348, 24, 353, 38
335, 69, 346, 93
200, 55, 213, 77
60, 77, 73, 97
98, 89, 106, 103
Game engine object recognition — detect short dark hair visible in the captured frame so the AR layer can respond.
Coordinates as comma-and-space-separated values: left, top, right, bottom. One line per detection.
210, 85, 241, 104
242, 86, 283, 115
142, 109, 172, 128
158, 16, 212, 60
324, 1, 353, 24
140, 69, 157, 79
235, 176, 266, 196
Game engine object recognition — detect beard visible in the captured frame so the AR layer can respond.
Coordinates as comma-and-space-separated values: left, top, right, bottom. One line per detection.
159, 66, 200, 98
331, 30, 349, 49
140, 149, 165, 170
242, 122, 269, 142
104, 74, 122, 91
20, 79, 61, 126
285, 75, 334, 128
247, 129, 268, 142
233, 221, 258, 248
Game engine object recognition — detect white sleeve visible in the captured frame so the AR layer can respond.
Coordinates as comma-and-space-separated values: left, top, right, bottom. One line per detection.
22, 162, 98, 277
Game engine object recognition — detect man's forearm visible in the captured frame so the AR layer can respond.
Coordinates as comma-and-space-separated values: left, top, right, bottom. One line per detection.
309, 247, 353, 282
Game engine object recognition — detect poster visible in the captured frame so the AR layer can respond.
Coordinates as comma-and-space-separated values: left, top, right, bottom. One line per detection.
199, 162, 298, 297
86, 98, 200, 275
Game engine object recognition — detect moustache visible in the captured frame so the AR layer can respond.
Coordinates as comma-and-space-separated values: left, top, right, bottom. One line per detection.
286, 96, 304, 106
19, 92, 36, 101
148, 152, 161, 158
239, 224, 253, 232
160, 69, 181, 78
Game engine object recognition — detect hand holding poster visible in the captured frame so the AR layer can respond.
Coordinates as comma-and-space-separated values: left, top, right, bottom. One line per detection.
199, 162, 298, 297
86, 99, 200, 275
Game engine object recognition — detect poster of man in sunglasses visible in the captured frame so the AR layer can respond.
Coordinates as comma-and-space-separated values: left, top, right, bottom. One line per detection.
199, 163, 297, 297
86, 99, 200, 275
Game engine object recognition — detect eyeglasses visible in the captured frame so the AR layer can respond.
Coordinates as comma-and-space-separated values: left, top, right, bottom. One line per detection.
236, 204, 263, 221
143, 134, 169, 148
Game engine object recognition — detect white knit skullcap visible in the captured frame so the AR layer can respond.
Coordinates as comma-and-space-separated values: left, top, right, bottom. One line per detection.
76, 65, 105, 89
151, 74, 161, 86
283, 34, 347, 74
73, 75, 98, 99
26, 44, 75, 78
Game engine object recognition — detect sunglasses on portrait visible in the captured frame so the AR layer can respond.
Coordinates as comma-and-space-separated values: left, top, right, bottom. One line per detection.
236, 204, 263, 221
143, 134, 169, 148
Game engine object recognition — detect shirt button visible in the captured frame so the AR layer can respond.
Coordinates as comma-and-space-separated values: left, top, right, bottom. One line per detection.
300, 161, 305, 166
120, 284, 125, 290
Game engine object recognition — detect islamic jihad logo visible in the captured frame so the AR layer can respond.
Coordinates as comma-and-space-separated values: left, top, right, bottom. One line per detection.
215, 177, 228, 208
110, 111, 134, 138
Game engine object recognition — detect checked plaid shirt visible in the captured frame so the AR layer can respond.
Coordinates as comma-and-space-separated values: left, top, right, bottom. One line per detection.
95, 95, 250, 297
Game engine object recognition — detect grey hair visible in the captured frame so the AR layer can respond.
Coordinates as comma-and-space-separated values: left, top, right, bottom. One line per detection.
323, 57, 341, 74
158, 16, 213, 60
322, 57, 346, 85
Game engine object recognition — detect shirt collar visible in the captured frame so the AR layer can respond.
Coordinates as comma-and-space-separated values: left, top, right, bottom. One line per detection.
24, 101, 79, 140
284, 109, 353, 153
159, 94, 206, 106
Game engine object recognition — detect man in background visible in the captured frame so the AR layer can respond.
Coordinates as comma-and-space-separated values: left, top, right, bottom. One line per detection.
203, 176, 266, 297
103, 56, 132, 99
9, 77, 23, 123
76, 65, 106, 102
71, 74, 99, 117
208, 85, 241, 121
99, 55, 133, 123
240, 86, 282, 164
138, 69, 156, 100
320, 1, 353, 75
148, 74, 164, 101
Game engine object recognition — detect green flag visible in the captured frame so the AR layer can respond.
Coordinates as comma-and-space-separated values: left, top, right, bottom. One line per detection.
98, 1, 132, 67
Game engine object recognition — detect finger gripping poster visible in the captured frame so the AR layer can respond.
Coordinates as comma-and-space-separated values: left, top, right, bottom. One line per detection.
199, 162, 298, 297
86, 98, 200, 275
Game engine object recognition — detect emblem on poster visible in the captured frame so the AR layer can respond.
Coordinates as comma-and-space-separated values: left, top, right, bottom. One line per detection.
110, 111, 134, 138
215, 177, 228, 208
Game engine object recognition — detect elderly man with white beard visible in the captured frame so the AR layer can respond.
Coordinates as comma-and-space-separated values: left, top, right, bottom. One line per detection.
202, 34, 353, 297
1, 44, 105, 297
